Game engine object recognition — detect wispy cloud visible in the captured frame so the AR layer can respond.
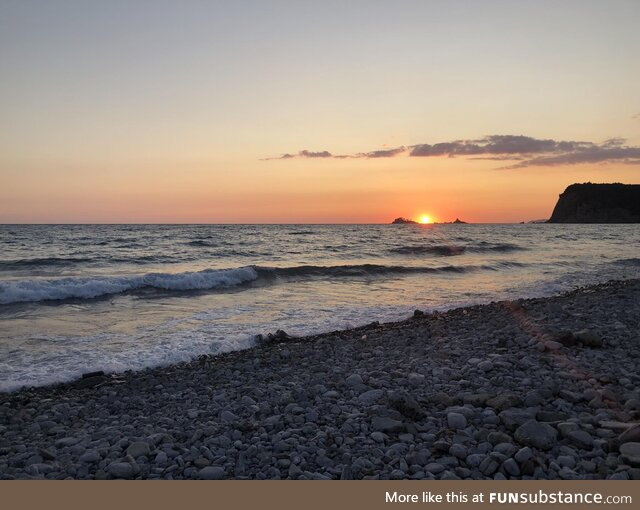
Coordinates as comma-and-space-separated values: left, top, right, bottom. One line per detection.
263, 146, 406, 161
410, 135, 594, 158
265, 135, 640, 168
263, 149, 333, 160
505, 146, 640, 168
354, 146, 406, 159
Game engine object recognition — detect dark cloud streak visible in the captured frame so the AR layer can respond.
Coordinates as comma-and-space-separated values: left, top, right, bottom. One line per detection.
264, 135, 640, 167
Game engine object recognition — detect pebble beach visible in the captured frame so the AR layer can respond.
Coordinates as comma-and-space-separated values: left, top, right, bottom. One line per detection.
1, 279, 639, 480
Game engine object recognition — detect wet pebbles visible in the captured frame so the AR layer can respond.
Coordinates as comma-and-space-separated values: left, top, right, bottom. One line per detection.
1, 279, 639, 480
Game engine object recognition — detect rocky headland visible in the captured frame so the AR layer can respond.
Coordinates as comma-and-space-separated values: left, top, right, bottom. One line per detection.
548, 183, 640, 223
1, 279, 639, 480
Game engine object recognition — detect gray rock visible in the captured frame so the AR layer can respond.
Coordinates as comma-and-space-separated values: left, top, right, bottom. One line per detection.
463, 393, 492, 406
447, 412, 467, 430
536, 410, 570, 423
479, 454, 500, 476
126, 441, 150, 458
370, 431, 386, 443
574, 329, 603, 347
493, 442, 517, 457
241, 395, 257, 406
449, 444, 467, 459
558, 390, 582, 403
544, 339, 563, 351
499, 409, 536, 430
567, 430, 594, 449
108, 462, 134, 479
579, 460, 597, 473
55, 437, 80, 448
552, 330, 575, 346
79, 450, 101, 463
514, 420, 558, 451
620, 442, 640, 467
523, 391, 544, 407
193, 457, 210, 468
609, 472, 628, 480
31, 463, 54, 475
371, 416, 403, 433
340, 465, 354, 480
345, 374, 364, 387
502, 458, 520, 476
514, 447, 533, 463
557, 455, 576, 469
487, 431, 513, 445
407, 373, 425, 387
425, 463, 445, 474
389, 391, 425, 420
26, 454, 44, 466
465, 454, 484, 467
619, 424, 640, 445
358, 389, 384, 405
557, 422, 579, 438
220, 410, 239, 423
487, 394, 522, 412
198, 466, 225, 480
75, 375, 106, 388
478, 361, 494, 372
38, 448, 56, 461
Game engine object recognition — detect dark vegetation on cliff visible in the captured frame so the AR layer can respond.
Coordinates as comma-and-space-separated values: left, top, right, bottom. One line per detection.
548, 183, 640, 223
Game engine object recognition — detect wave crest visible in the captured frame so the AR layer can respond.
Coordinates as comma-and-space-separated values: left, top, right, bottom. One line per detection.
388, 242, 523, 256
0, 262, 525, 305
0, 267, 259, 304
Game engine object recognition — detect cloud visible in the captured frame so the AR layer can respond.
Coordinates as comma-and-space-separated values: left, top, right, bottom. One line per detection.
356, 146, 406, 158
262, 149, 333, 160
633, 113, 640, 120
409, 135, 593, 158
265, 135, 640, 167
263, 146, 406, 160
505, 146, 640, 168
299, 150, 332, 158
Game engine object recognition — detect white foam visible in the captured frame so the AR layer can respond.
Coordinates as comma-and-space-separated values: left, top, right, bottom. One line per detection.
0, 302, 414, 392
0, 266, 259, 304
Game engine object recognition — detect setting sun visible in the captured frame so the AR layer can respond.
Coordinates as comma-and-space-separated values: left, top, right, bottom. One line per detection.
419, 214, 433, 224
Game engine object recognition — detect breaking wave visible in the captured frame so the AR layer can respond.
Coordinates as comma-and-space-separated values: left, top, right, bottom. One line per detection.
0, 262, 525, 304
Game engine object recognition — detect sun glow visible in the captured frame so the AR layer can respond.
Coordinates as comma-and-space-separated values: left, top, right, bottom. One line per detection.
419, 214, 433, 224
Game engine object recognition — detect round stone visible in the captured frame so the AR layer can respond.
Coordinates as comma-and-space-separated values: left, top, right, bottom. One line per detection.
198, 466, 225, 480
447, 412, 467, 430
514, 420, 557, 451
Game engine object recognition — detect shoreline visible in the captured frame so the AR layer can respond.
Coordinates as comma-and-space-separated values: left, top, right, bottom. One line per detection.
1, 279, 639, 479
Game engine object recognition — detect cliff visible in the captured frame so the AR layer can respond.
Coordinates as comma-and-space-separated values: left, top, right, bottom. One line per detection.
548, 183, 640, 223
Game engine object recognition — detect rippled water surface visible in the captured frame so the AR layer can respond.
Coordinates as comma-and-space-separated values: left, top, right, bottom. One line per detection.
1, 224, 639, 390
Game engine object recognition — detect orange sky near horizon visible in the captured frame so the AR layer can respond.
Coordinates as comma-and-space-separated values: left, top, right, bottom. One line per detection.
2, 154, 638, 224
1, 2, 639, 224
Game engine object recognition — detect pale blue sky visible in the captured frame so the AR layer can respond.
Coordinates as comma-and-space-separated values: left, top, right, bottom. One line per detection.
1, 1, 639, 222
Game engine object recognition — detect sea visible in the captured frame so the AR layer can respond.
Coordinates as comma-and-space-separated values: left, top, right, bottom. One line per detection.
1, 224, 639, 392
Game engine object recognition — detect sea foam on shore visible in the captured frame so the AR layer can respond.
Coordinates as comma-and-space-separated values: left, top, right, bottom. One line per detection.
1, 279, 639, 480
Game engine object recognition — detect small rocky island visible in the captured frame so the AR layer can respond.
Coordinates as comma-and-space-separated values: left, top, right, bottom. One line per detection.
548, 183, 640, 223
391, 218, 468, 225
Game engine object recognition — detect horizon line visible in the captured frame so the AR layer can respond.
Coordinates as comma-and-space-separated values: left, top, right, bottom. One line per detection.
0, 221, 542, 226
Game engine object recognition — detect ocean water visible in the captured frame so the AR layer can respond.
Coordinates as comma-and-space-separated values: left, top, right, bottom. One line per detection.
1, 224, 639, 391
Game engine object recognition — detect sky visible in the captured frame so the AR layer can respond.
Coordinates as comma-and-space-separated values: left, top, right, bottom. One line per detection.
1, 0, 639, 223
